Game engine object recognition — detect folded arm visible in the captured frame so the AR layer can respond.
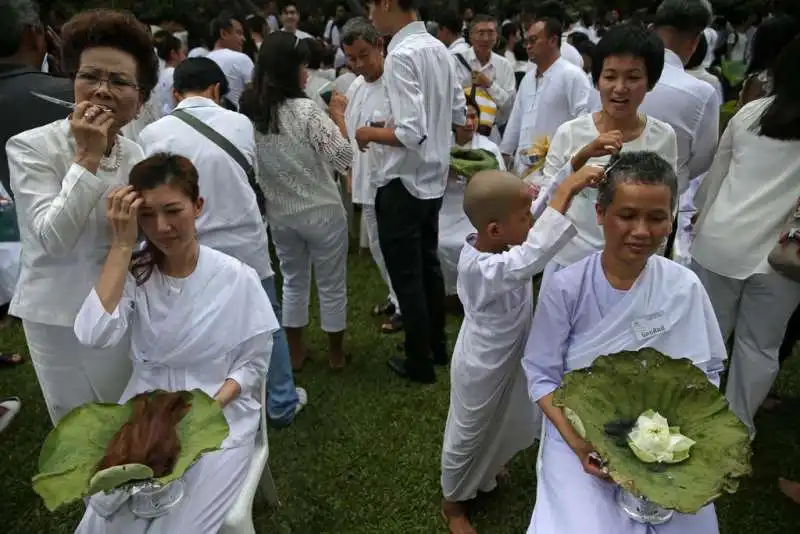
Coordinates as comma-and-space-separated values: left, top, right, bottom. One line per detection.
218, 331, 272, 407
8, 136, 110, 257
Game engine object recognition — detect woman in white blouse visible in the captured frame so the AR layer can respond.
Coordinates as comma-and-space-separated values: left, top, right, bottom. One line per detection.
74, 154, 276, 534
536, 23, 678, 282
6, 10, 159, 424
242, 32, 353, 370
691, 36, 800, 438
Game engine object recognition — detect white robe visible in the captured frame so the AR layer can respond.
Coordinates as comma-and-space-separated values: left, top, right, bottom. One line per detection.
523, 252, 727, 534
441, 207, 576, 502
438, 134, 505, 295
73, 245, 278, 534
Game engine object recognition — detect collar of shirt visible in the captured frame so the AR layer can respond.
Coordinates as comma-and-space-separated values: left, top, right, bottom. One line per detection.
174, 95, 219, 111
530, 56, 565, 79
464, 47, 496, 74
387, 21, 428, 54
0, 63, 36, 78
664, 49, 684, 69
449, 37, 466, 50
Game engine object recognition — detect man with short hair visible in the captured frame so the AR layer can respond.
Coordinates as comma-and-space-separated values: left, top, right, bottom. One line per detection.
500, 17, 591, 176
281, 2, 313, 40
206, 12, 254, 109
640, 0, 719, 196
451, 14, 516, 141
535, 0, 585, 68
359, 0, 466, 384
435, 9, 468, 54
139, 57, 307, 426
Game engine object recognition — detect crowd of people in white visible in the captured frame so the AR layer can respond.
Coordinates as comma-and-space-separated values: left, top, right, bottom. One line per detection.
0, 0, 799, 532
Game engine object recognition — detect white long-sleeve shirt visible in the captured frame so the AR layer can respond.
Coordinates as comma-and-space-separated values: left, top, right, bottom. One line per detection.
374, 21, 466, 200
452, 47, 516, 125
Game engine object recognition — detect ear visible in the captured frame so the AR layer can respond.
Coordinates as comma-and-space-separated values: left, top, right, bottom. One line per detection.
172, 88, 183, 105
487, 221, 502, 238
595, 202, 605, 226
194, 196, 205, 217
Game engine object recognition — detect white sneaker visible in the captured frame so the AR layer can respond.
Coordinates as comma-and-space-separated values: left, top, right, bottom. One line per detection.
293, 387, 308, 417
0, 397, 21, 434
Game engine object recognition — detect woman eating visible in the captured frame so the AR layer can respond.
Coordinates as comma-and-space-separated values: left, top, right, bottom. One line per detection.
535, 23, 677, 286
73, 154, 278, 533
523, 151, 726, 534
6, 9, 159, 424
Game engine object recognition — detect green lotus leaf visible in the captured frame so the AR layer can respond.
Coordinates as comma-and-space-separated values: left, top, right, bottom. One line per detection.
553, 348, 752, 514
88, 464, 154, 495
32, 389, 229, 512
450, 148, 500, 179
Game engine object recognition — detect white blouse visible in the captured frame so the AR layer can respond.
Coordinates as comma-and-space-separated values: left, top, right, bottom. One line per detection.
7, 119, 144, 327
538, 113, 679, 267
692, 97, 800, 279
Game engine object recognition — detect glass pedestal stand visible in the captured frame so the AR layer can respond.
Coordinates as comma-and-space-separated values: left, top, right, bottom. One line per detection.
616, 487, 674, 525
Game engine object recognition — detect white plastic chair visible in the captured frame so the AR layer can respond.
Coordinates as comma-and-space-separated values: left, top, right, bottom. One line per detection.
220, 378, 279, 534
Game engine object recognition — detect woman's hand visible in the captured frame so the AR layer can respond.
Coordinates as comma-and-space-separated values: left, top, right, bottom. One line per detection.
572, 439, 611, 481
71, 101, 116, 173
106, 186, 142, 249
572, 130, 623, 170
329, 91, 348, 119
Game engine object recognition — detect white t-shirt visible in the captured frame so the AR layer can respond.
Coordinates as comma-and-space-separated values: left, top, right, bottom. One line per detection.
206, 48, 255, 110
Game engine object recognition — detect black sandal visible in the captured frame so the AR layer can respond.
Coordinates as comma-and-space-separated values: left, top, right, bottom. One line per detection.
0, 353, 23, 368
380, 313, 404, 334
371, 300, 396, 317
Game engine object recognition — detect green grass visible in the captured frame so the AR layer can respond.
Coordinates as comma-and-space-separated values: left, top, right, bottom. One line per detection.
1, 246, 799, 533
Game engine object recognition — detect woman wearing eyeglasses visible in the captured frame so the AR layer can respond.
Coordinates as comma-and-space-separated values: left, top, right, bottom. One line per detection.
6, 9, 159, 424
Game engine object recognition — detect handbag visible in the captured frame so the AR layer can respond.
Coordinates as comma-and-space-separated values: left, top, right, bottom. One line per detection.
171, 109, 266, 216
767, 197, 800, 282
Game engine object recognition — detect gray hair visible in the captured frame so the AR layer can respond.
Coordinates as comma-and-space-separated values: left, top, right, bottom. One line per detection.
468, 14, 497, 33
0, 0, 42, 57
653, 0, 712, 36
597, 151, 678, 212
341, 16, 380, 47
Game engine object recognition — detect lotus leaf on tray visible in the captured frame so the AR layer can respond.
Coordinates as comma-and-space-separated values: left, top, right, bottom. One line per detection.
553, 348, 752, 514
32, 389, 229, 512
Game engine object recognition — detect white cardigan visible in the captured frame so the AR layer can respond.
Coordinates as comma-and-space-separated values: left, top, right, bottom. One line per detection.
7, 119, 144, 327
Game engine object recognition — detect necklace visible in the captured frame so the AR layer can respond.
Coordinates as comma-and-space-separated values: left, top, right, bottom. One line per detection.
98, 137, 124, 173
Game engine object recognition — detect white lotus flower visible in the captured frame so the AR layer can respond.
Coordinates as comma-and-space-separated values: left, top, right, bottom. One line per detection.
627, 410, 696, 464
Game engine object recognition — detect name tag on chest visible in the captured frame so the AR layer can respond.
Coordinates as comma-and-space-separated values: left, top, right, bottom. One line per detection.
631, 312, 668, 342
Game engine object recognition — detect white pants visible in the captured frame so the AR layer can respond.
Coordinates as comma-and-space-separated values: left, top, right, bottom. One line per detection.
271, 216, 348, 332
362, 204, 400, 313
692, 262, 800, 435
75, 444, 253, 534
24, 320, 132, 425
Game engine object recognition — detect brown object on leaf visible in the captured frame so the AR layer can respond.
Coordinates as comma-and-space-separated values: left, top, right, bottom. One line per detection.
97, 391, 192, 477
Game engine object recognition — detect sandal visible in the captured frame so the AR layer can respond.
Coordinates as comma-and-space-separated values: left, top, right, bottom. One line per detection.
380, 313, 404, 334
371, 300, 396, 317
0, 353, 23, 368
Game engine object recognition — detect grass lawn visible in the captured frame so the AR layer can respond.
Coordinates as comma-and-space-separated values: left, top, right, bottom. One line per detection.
1, 245, 799, 533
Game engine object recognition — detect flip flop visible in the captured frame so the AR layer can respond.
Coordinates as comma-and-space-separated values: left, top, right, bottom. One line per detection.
0, 353, 23, 367
0, 396, 21, 434
380, 313, 404, 334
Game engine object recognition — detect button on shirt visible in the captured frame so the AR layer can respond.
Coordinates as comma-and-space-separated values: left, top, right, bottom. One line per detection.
138, 97, 273, 280
375, 21, 467, 200
453, 47, 516, 125
500, 57, 592, 174
640, 49, 720, 194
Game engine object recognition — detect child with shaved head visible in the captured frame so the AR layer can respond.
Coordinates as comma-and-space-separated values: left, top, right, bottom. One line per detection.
441, 165, 603, 533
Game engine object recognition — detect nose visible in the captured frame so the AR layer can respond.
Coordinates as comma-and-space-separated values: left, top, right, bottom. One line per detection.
91, 80, 114, 99
630, 218, 650, 237
156, 213, 171, 234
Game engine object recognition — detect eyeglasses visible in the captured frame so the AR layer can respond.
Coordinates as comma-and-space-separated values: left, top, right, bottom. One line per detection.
75, 70, 140, 92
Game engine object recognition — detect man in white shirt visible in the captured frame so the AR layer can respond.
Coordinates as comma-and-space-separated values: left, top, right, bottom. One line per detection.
205, 13, 254, 109
534, 1, 585, 68
324, 4, 347, 46
500, 17, 592, 175
361, 0, 467, 384
281, 2, 314, 40
451, 15, 515, 140
435, 10, 469, 55
138, 57, 307, 425
640, 0, 719, 197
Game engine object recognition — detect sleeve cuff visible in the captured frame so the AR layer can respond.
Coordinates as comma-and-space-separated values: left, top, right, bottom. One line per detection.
68, 162, 109, 196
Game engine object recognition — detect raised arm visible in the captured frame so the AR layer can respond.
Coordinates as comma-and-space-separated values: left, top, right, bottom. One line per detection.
307, 104, 354, 174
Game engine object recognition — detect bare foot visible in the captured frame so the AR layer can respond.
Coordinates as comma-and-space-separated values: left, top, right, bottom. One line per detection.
291, 349, 311, 372
329, 351, 347, 371
779, 478, 800, 504
442, 501, 477, 534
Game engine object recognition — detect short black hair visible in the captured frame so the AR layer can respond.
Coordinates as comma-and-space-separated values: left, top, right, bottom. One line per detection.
536, 1, 569, 26
653, 0, 712, 37
173, 57, 230, 97
592, 23, 665, 90
535, 17, 563, 43
305, 37, 324, 70
436, 9, 462, 35
397, 0, 418, 12
210, 12, 237, 42
685, 32, 707, 69
598, 151, 678, 213
247, 14, 267, 35
569, 31, 590, 47
501, 21, 519, 40
469, 14, 497, 33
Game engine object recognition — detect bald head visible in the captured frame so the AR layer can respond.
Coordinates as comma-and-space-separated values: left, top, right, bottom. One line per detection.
464, 170, 529, 230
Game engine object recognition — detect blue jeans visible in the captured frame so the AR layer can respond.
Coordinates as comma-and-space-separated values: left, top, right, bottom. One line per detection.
261, 276, 299, 426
